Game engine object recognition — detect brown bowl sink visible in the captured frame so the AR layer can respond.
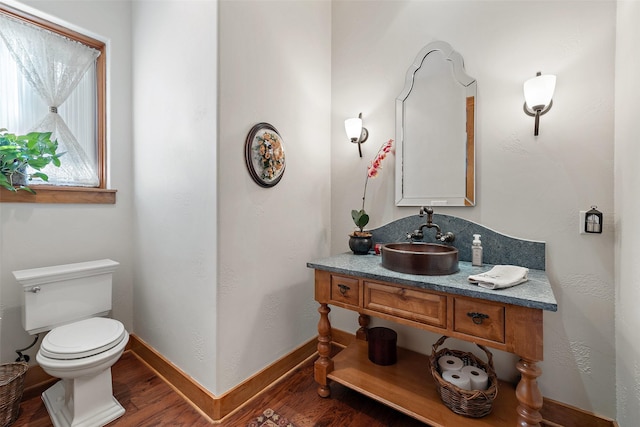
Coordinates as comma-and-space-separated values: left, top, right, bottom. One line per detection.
381, 243, 459, 276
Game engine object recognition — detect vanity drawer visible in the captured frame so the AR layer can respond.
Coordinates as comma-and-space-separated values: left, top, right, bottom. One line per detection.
364, 282, 447, 328
330, 275, 360, 307
453, 298, 505, 343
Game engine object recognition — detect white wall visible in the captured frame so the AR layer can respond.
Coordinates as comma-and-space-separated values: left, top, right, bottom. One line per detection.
331, 0, 616, 418
131, 0, 219, 392
217, 0, 331, 394
131, 0, 333, 397
615, 2, 640, 426
0, 0, 134, 362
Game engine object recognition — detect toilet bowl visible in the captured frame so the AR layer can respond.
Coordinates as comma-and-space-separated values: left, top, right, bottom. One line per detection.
36, 317, 129, 427
13, 259, 127, 427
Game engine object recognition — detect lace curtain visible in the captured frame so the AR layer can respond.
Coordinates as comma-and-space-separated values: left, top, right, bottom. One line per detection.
0, 13, 100, 186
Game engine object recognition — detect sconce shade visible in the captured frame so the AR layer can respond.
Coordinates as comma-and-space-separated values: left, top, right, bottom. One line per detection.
523, 72, 556, 136
345, 113, 369, 157
524, 74, 556, 111
345, 117, 363, 142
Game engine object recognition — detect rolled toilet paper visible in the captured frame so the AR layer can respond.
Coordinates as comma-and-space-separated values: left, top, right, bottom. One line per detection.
461, 365, 489, 390
438, 355, 464, 372
442, 370, 472, 390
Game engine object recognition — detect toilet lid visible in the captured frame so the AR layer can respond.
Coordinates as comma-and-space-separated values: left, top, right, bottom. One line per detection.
40, 317, 127, 360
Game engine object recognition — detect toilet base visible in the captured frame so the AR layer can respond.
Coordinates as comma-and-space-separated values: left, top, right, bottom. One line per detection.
42, 373, 125, 427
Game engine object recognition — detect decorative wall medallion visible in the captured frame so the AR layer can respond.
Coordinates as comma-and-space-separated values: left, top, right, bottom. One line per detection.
245, 122, 286, 187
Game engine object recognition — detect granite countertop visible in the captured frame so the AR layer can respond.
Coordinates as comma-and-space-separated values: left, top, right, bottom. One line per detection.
307, 252, 558, 312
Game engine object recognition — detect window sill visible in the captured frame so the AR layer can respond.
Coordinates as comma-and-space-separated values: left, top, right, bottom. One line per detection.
0, 186, 116, 204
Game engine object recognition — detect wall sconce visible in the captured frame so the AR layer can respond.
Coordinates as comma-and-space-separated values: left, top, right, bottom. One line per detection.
585, 206, 603, 234
344, 112, 369, 157
523, 72, 556, 136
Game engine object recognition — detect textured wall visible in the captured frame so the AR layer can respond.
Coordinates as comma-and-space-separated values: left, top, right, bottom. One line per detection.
0, 0, 134, 363
131, 0, 219, 393
217, 0, 331, 394
615, 2, 640, 426
331, 0, 616, 417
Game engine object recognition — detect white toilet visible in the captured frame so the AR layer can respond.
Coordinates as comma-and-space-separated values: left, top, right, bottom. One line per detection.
13, 259, 129, 427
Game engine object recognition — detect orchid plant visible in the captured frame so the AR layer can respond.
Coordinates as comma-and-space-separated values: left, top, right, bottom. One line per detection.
351, 139, 394, 235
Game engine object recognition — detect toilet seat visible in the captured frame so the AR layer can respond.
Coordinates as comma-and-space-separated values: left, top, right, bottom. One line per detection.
40, 317, 126, 360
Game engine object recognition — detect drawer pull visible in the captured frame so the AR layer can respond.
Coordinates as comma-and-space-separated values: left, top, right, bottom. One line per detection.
467, 312, 489, 324
337, 284, 351, 295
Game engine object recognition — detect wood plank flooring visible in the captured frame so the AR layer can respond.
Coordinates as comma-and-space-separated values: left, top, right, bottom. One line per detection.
14, 351, 211, 427
12, 347, 427, 426
12, 347, 611, 427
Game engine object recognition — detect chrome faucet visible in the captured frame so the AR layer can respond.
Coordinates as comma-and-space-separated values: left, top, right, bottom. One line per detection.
407, 207, 455, 243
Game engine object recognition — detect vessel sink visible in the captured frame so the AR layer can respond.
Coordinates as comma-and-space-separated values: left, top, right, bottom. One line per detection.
381, 242, 459, 276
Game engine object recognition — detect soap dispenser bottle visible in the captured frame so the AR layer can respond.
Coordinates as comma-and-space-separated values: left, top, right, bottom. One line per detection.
472, 234, 483, 266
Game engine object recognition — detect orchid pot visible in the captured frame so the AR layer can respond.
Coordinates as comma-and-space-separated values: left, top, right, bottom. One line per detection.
348, 231, 373, 255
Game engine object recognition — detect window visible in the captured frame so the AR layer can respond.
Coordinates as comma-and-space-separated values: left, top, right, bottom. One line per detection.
0, 5, 114, 203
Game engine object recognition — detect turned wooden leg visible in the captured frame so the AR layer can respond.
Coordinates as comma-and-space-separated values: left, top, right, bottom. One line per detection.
315, 303, 333, 397
515, 358, 543, 427
356, 313, 370, 341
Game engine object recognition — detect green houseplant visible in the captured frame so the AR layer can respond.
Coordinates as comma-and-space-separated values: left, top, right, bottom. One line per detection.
0, 128, 63, 193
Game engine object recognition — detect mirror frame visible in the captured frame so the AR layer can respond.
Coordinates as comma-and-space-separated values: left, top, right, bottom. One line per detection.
395, 40, 476, 207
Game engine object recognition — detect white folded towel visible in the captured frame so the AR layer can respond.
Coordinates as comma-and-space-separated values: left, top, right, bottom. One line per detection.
468, 265, 529, 289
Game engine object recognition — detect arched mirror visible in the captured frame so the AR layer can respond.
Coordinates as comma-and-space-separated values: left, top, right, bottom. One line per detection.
395, 41, 476, 207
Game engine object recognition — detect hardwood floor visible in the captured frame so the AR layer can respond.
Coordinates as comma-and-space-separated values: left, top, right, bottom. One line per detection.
14, 347, 614, 427
13, 347, 427, 426
14, 352, 211, 427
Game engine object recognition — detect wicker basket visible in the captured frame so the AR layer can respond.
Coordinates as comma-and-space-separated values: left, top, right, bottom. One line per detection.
0, 362, 29, 427
429, 336, 498, 418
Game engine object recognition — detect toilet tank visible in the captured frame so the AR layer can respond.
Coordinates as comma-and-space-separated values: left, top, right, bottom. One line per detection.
13, 259, 120, 334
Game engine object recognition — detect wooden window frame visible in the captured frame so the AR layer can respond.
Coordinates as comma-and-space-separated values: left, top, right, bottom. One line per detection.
0, 5, 115, 204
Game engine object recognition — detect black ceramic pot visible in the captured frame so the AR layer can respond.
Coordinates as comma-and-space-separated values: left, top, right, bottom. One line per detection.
6, 168, 27, 188
349, 233, 373, 255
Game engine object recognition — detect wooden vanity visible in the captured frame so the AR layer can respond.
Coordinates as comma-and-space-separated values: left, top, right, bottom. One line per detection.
308, 253, 557, 427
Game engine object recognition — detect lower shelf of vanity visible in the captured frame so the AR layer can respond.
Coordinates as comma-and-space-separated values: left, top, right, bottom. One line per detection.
327, 340, 520, 427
